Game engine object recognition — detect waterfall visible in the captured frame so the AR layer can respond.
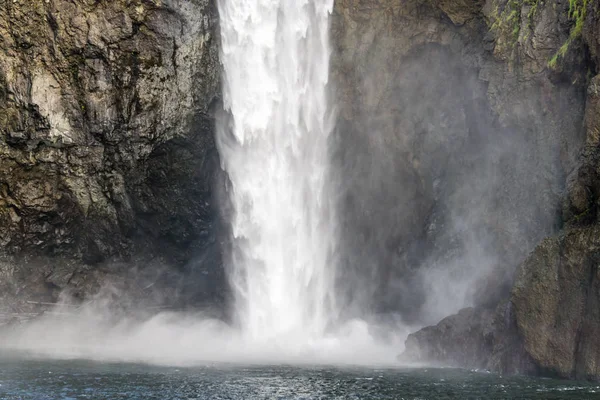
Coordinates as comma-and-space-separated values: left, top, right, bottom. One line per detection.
216, 0, 337, 342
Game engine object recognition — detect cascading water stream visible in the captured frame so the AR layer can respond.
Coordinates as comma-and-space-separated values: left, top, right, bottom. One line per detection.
216, 0, 338, 342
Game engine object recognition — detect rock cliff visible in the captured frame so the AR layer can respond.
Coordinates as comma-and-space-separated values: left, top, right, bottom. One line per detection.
331, 0, 588, 323
369, 0, 600, 380
0, 0, 225, 312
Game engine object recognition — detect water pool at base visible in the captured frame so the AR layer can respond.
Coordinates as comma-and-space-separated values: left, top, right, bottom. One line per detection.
0, 358, 598, 399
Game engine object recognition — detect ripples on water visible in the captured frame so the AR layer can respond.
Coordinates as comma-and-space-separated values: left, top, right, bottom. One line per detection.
0, 358, 598, 399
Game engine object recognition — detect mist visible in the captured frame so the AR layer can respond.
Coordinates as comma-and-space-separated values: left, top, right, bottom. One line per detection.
0, 289, 411, 367
331, 15, 584, 328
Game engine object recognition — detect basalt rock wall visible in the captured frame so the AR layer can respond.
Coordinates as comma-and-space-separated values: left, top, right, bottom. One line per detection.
0, 0, 225, 311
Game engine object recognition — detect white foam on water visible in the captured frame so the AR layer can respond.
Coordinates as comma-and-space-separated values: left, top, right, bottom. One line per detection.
0, 307, 408, 366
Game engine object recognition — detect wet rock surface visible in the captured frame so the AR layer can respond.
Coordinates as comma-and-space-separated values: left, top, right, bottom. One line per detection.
404, 225, 600, 380
331, 0, 587, 323
510, 226, 600, 380
402, 307, 497, 370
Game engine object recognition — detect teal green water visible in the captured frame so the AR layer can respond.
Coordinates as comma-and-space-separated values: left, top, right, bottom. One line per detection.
0, 358, 598, 399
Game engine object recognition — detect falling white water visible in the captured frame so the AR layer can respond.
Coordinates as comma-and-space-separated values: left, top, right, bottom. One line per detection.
216, 0, 338, 341
0, 0, 408, 367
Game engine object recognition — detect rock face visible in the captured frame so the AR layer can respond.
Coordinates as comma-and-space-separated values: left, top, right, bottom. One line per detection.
330, 0, 588, 323
393, 0, 600, 381
402, 307, 498, 370
510, 227, 600, 379
0, 0, 224, 311
404, 226, 600, 380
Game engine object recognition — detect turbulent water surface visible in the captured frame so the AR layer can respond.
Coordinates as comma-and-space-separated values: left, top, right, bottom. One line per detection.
0, 358, 598, 400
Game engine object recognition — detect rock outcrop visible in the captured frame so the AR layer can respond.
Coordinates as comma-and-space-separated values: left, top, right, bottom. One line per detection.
402, 307, 498, 370
404, 225, 600, 380
509, 226, 600, 379
0, 0, 224, 311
